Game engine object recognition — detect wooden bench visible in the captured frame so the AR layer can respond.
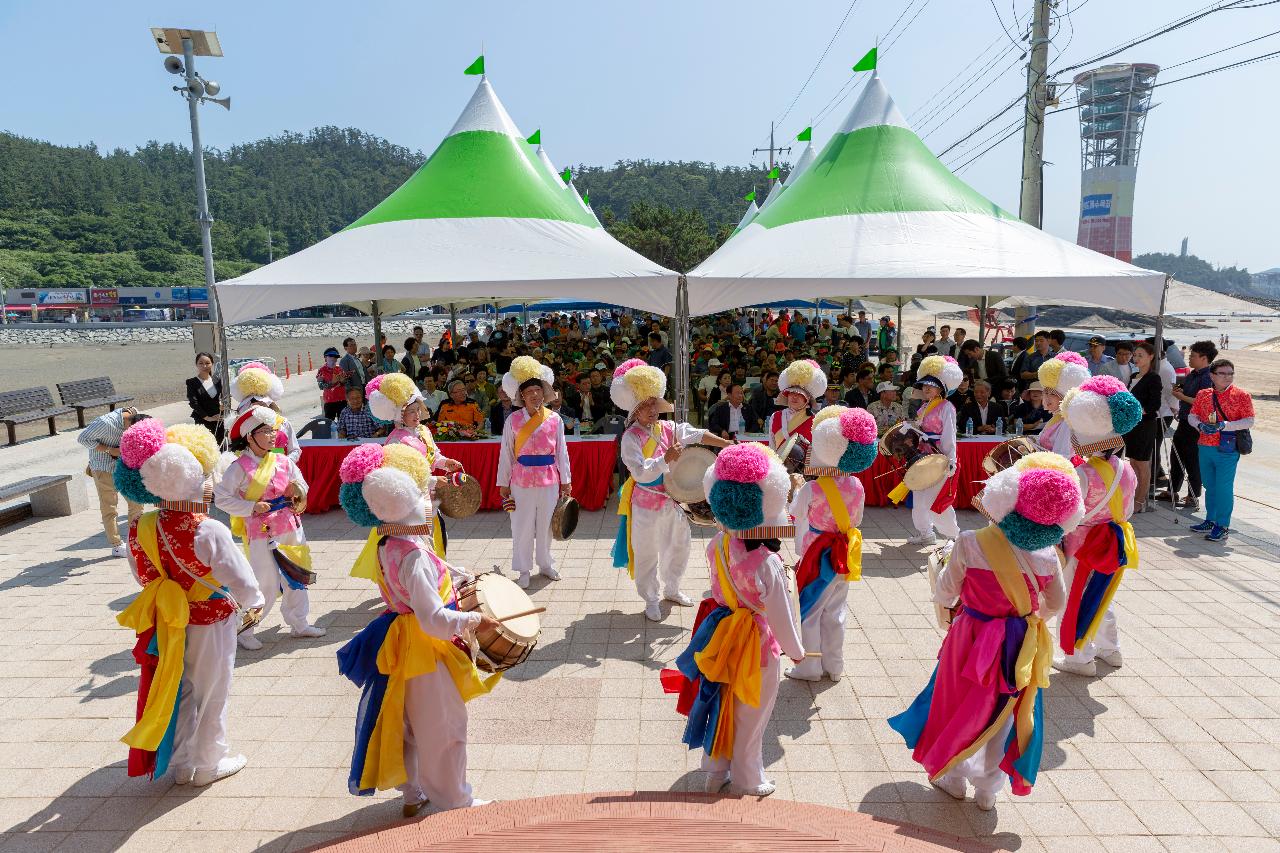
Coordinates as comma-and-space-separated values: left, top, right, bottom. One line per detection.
0, 474, 86, 527
0, 387, 74, 446
57, 377, 135, 428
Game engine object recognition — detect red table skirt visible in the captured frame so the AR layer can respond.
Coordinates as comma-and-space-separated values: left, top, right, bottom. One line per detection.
297, 440, 617, 514
856, 439, 999, 509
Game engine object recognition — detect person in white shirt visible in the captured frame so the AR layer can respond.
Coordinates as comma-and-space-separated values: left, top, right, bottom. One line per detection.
420, 375, 447, 415
697, 359, 724, 408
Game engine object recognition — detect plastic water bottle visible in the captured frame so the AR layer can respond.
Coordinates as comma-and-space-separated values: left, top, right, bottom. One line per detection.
995, 417, 1004, 436
964, 417, 974, 437
573, 420, 581, 437
1015, 418, 1024, 436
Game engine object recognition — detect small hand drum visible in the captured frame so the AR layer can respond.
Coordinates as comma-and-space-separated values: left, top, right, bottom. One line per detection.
778, 433, 811, 476
981, 436, 1039, 476
666, 445, 719, 527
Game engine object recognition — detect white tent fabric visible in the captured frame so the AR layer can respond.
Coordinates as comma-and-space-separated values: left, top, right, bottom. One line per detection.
686, 76, 1167, 318
214, 78, 676, 324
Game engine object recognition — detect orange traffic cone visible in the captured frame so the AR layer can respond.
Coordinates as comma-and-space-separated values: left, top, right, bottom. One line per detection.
308, 352, 313, 371
296, 353, 302, 375
285, 359, 291, 379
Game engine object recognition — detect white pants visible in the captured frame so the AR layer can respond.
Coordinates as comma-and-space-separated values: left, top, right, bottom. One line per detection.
509, 484, 559, 577
245, 528, 310, 633
169, 617, 237, 774
631, 500, 691, 606
937, 715, 1011, 798
1059, 557, 1120, 665
788, 578, 849, 680
399, 667, 474, 810
912, 482, 959, 539
701, 653, 780, 790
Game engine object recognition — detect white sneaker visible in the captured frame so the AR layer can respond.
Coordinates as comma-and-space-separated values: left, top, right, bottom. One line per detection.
1098, 649, 1123, 668
784, 668, 821, 682
644, 602, 663, 622
540, 566, 561, 581
733, 781, 776, 797
704, 774, 730, 794
290, 624, 326, 639
192, 754, 246, 787
171, 766, 194, 785
933, 776, 966, 800
1052, 656, 1096, 677
516, 572, 530, 589
664, 591, 695, 607
237, 632, 263, 651
467, 798, 493, 808
826, 671, 843, 683
975, 790, 997, 811
906, 531, 936, 546
111, 544, 128, 558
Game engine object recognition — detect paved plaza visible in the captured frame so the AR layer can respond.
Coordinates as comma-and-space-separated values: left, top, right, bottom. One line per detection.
2, 479, 1280, 852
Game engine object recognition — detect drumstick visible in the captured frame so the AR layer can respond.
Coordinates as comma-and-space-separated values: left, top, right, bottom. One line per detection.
803, 651, 823, 658
496, 606, 546, 623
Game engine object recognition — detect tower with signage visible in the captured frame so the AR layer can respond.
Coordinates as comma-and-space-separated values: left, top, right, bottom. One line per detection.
1073, 62, 1159, 262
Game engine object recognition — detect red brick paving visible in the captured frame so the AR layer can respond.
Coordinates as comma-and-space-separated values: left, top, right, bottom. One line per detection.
306, 792, 993, 852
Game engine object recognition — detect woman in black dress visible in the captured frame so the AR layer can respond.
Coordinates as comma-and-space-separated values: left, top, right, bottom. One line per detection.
186, 352, 225, 443
1124, 341, 1162, 512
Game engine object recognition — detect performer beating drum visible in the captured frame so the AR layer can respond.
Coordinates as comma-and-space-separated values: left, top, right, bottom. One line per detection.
610, 359, 732, 621
767, 360, 827, 453
336, 442, 500, 816
497, 356, 570, 589
891, 356, 964, 546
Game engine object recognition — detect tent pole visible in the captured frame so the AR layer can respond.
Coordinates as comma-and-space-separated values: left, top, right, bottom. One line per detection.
896, 301, 903, 358
1152, 275, 1171, 508
371, 300, 382, 365
674, 275, 689, 423
978, 296, 989, 346
521, 303, 529, 328
449, 303, 458, 340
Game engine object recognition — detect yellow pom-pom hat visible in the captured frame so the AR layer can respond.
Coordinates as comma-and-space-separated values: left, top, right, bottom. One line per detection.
231, 361, 284, 410
368, 372, 424, 424
610, 358, 673, 413
776, 359, 828, 406
501, 355, 555, 401
1037, 351, 1091, 396
915, 355, 964, 394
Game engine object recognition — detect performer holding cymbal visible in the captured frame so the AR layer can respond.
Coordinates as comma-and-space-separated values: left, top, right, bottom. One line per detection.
894, 356, 963, 546
767, 360, 826, 454
610, 359, 732, 622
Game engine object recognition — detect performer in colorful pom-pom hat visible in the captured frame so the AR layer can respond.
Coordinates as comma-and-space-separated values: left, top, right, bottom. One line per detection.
610, 358, 733, 622
335, 442, 499, 816
889, 452, 1083, 811
230, 362, 299, 463
659, 443, 803, 797
114, 418, 263, 786
369, 372, 464, 558
895, 355, 964, 545
785, 406, 878, 683
767, 359, 827, 453
1036, 352, 1092, 458
1053, 375, 1142, 677
214, 406, 325, 649
496, 356, 570, 588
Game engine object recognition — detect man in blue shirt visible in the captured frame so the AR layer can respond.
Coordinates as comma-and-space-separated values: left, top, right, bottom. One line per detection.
646, 331, 673, 374
1085, 335, 1115, 375
1167, 340, 1218, 509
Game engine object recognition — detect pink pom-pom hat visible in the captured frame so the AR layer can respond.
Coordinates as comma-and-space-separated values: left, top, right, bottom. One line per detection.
339, 443, 384, 483
239, 361, 271, 373
839, 408, 878, 445
1079, 375, 1126, 396
365, 374, 386, 396
713, 444, 771, 484
120, 418, 167, 469
613, 358, 647, 379
1055, 351, 1089, 368
1014, 468, 1081, 526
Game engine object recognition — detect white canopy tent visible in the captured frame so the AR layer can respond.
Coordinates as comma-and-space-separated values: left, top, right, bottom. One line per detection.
213, 76, 678, 327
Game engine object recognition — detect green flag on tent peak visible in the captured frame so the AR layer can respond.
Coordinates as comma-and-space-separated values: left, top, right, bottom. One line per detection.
560, 167, 572, 184
744, 189, 756, 202
852, 47, 877, 72
796, 126, 812, 142
526, 129, 541, 145
768, 166, 780, 180
583, 190, 590, 205
464, 55, 485, 76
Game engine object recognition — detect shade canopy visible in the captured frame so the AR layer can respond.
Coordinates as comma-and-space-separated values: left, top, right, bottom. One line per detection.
686, 76, 1167, 318
214, 78, 678, 325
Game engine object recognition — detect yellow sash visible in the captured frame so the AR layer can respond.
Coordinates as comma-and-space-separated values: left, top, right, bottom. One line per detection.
229, 451, 278, 540
935, 526, 1052, 781
815, 476, 863, 581
359, 609, 500, 792
117, 512, 217, 751
415, 425, 438, 466
1077, 457, 1138, 645
615, 424, 661, 579
513, 406, 550, 458
918, 396, 943, 421
771, 409, 811, 448
694, 536, 764, 760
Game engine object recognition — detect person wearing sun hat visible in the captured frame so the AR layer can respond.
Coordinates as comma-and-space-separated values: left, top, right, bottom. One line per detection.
496, 356, 571, 589
114, 417, 264, 786
335, 442, 500, 816
896, 355, 964, 545
1053, 375, 1142, 677
659, 443, 804, 797
230, 361, 300, 463
214, 406, 325, 650
610, 358, 733, 622
1036, 351, 1092, 458
370, 373, 464, 559
784, 406, 879, 684
889, 452, 1083, 811
766, 359, 827, 453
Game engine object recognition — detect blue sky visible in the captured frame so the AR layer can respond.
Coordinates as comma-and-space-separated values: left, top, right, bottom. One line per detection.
1, 0, 1276, 271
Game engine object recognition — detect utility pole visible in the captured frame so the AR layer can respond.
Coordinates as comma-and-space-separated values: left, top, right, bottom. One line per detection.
1015, 0, 1053, 337
267, 227, 273, 263
752, 121, 792, 173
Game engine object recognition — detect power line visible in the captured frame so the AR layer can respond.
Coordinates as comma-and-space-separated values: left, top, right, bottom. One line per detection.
1162, 27, 1280, 70
918, 54, 1026, 141
988, 0, 1025, 49
773, 0, 865, 130
951, 123, 1023, 174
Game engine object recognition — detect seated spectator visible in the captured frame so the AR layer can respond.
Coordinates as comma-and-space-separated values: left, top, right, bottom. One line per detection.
336, 387, 378, 440
844, 366, 877, 409
747, 370, 782, 426
867, 382, 907, 434
435, 380, 484, 430
489, 388, 516, 435
707, 382, 761, 438
818, 384, 843, 411
947, 376, 973, 412
706, 370, 734, 410
1012, 383, 1049, 434
960, 380, 1007, 435
421, 374, 447, 415
379, 344, 401, 375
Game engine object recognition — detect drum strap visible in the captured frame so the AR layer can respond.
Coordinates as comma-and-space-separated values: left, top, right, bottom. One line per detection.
815, 477, 863, 581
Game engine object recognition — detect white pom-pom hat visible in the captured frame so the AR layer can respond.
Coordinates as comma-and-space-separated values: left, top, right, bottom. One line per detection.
501, 355, 555, 401
119, 420, 221, 504
362, 467, 424, 525
1038, 352, 1091, 397
915, 355, 964, 394
776, 359, 828, 406
610, 358, 673, 413
230, 405, 281, 442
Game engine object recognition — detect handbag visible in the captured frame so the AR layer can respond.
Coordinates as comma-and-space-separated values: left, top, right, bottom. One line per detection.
1212, 391, 1252, 455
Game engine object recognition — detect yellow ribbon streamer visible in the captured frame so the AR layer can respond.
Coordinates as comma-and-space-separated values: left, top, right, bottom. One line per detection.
815, 476, 863, 581
616, 425, 661, 580
512, 406, 550, 458
229, 451, 278, 540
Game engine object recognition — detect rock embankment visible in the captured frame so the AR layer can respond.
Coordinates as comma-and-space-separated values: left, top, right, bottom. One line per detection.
0, 318, 453, 348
